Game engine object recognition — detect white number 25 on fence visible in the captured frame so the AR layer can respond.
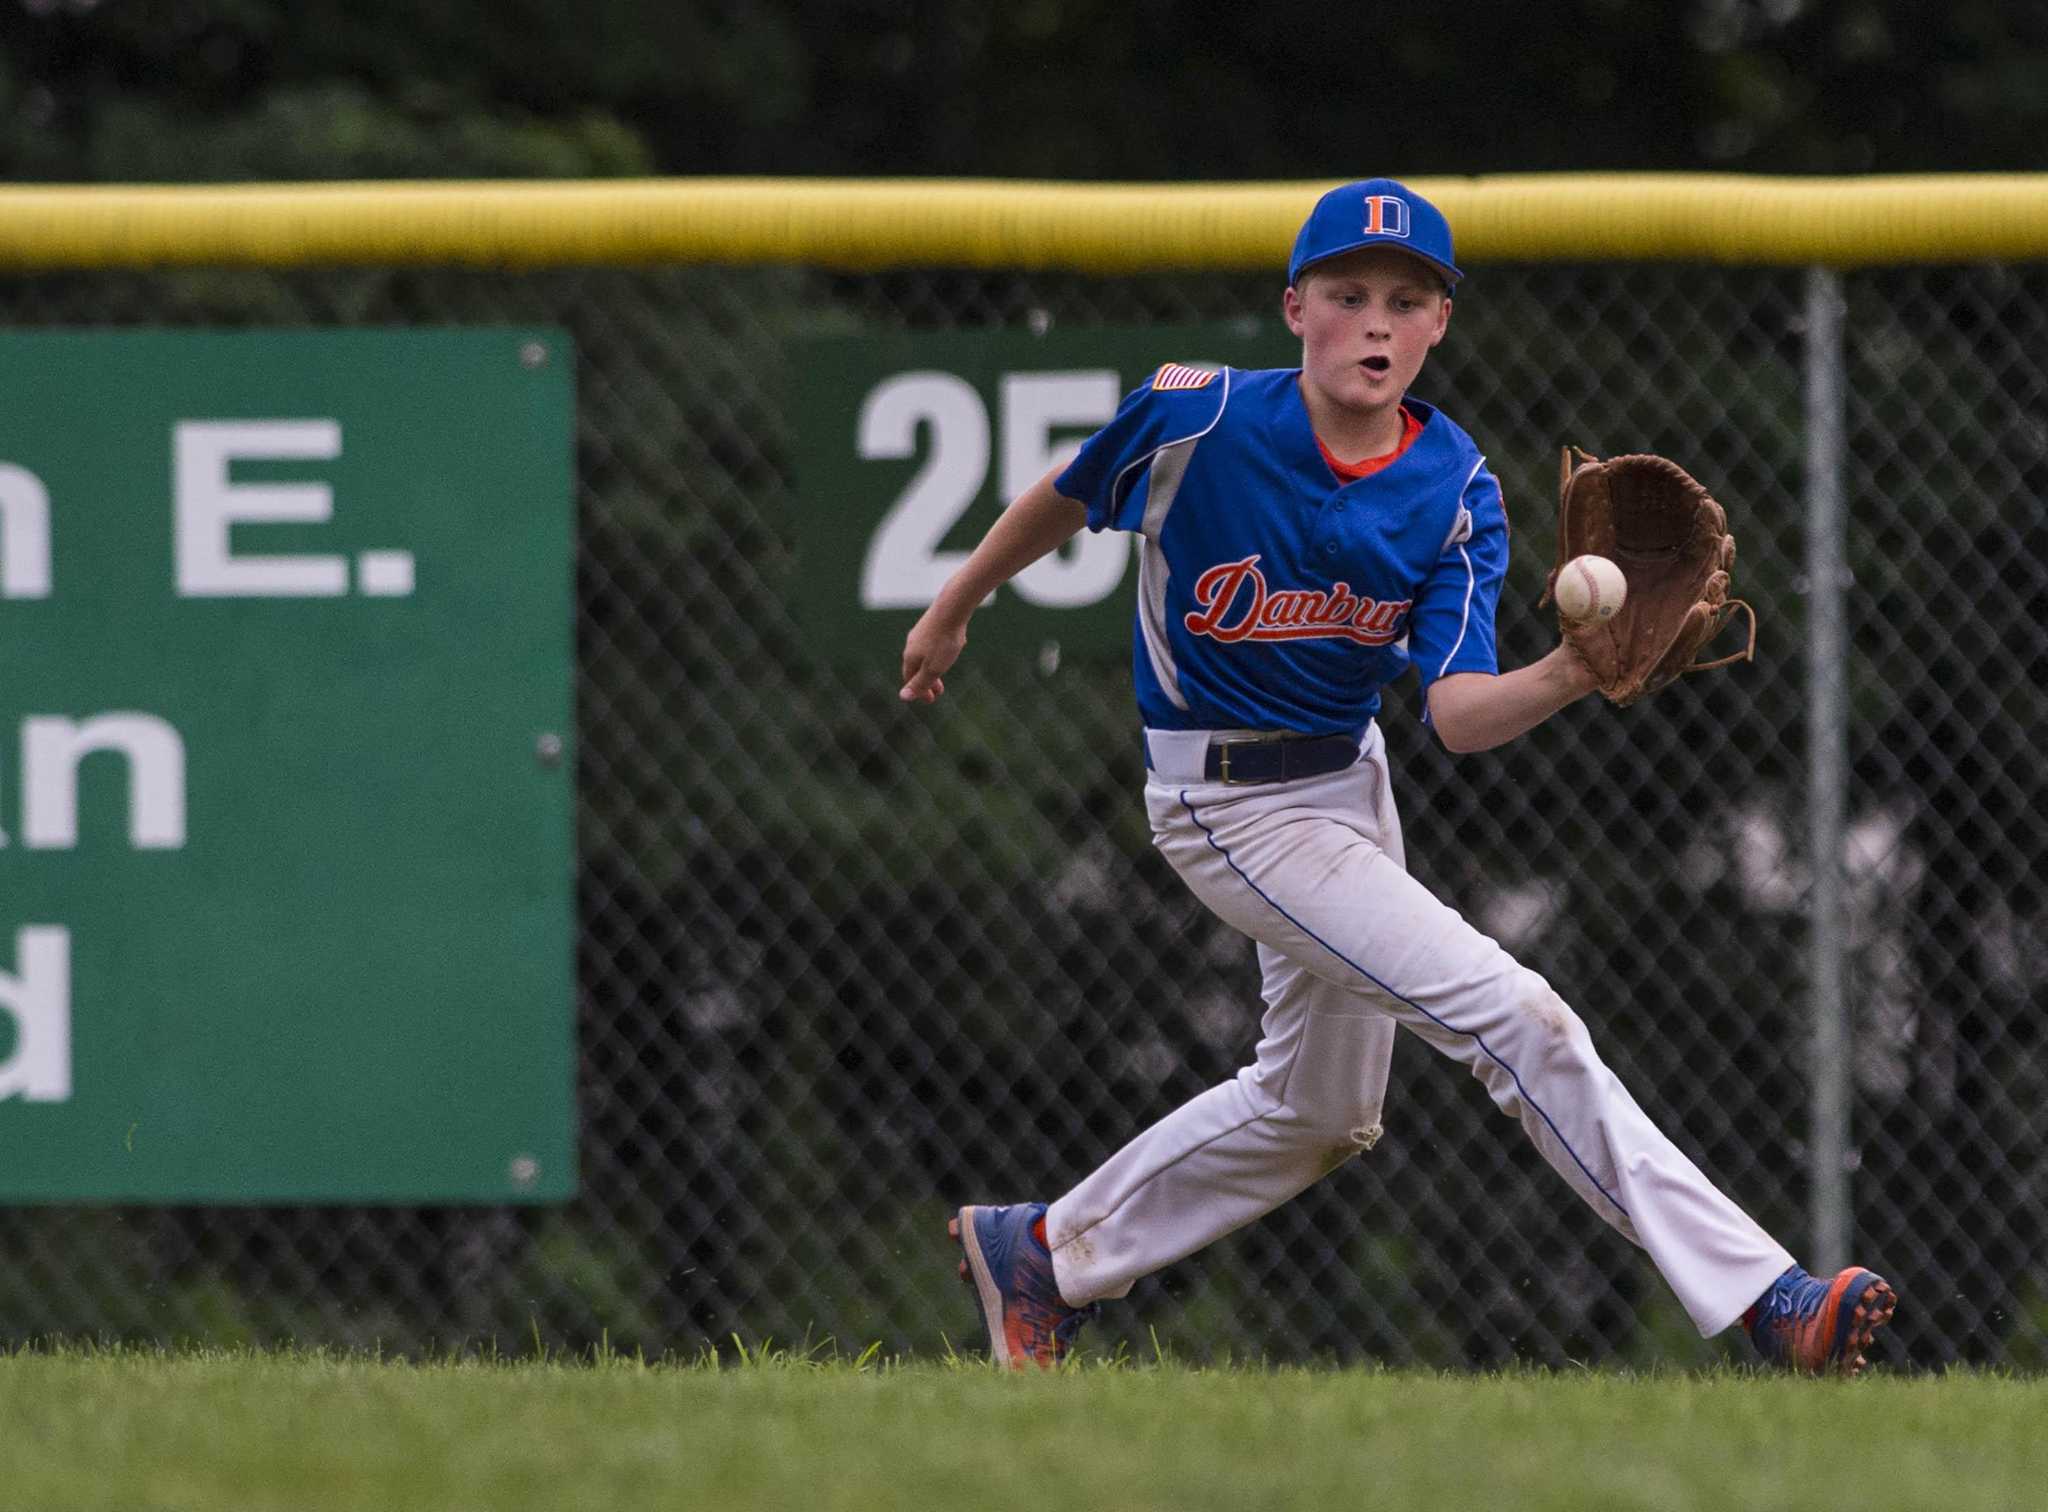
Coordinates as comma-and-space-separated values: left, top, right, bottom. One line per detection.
856, 370, 1132, 610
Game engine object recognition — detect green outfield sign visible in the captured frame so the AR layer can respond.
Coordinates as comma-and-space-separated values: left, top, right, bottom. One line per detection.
0, 330, 575, 1202
793, 322, 1300, 659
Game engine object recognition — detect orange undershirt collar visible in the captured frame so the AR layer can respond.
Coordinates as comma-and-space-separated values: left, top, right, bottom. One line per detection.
1318, 405, 1424, 482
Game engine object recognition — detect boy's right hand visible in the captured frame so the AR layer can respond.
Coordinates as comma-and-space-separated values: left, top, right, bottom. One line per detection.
900, 608, 967, 703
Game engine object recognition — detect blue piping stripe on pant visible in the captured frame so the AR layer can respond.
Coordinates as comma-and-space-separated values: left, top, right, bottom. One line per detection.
1179, 790, 1631, 1221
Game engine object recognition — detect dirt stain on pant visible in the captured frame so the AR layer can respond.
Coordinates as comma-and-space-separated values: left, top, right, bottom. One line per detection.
1527, 987, 1576, 1042
1320, 1120, 1384, 1175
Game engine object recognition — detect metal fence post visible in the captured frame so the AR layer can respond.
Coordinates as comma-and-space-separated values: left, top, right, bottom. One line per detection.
1804, 264, 1851, 1275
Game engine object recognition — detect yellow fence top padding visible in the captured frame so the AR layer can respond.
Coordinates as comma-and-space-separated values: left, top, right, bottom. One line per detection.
0, 175, 2044, 271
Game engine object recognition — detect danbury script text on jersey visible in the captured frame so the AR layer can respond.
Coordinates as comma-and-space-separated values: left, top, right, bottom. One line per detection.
1182, 554, 1412, 646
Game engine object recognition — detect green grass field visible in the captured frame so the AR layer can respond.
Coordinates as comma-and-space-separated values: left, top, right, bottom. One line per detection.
6, 1344, 2044, 1512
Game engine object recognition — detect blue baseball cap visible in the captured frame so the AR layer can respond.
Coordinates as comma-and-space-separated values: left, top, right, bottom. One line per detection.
1288, 178, 1462, 289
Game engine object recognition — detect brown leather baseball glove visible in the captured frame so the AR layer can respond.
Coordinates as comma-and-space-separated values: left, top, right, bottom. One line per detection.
1540, 447, 1757, 706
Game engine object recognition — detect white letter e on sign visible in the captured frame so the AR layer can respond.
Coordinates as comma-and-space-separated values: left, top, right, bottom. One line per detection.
174, 420, 347, 597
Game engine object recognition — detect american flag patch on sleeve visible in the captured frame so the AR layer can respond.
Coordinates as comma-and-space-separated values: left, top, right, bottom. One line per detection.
1151, 362, 1220, 392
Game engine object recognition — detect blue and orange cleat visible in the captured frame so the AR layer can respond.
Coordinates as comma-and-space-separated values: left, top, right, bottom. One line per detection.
949, 1203, 1093, 1370
1744, 1264, 1897, 1377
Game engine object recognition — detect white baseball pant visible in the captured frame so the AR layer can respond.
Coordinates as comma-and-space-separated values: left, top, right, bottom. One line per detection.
1044, 722, 1792, 1337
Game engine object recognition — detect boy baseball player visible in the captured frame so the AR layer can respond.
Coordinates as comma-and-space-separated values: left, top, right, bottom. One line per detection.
897, 179, 1896, 1375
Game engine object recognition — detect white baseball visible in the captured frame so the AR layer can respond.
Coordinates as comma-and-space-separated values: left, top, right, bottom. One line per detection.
1556, 554, 1627, 623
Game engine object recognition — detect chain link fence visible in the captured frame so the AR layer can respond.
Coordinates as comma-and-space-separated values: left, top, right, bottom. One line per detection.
0, 258, 2040, 1369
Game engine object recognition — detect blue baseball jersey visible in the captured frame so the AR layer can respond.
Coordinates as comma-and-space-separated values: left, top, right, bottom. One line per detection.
1054, 364, 1510, 735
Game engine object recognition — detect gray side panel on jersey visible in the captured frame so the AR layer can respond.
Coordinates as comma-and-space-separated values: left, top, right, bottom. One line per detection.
1108, 367, 1233, 515
1439, 456, 1487, 553
1121, 369, 1232, 716
1137, 437, 1200, 711
1432, 456, 1492, 681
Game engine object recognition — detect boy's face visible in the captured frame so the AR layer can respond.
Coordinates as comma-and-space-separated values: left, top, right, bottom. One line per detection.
1282, 247, 1452, 417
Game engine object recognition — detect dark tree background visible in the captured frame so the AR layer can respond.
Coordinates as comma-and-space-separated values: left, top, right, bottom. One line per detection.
0, 0, 2042, 182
